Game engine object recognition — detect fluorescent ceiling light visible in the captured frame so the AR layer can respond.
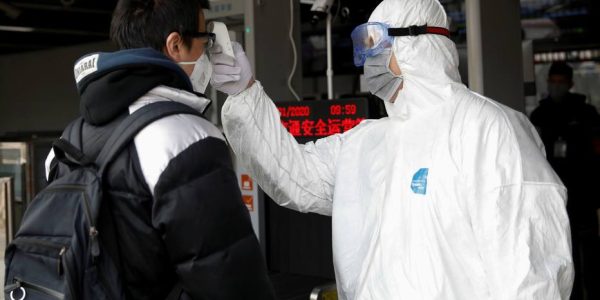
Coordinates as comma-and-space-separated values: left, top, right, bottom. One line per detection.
0, 25, 35, 32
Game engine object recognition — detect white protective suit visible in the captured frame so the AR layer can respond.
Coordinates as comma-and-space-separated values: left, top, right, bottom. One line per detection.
221, 0, 574, 299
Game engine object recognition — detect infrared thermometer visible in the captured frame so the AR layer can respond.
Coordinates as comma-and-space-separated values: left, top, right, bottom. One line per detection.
208, 21, 235, 66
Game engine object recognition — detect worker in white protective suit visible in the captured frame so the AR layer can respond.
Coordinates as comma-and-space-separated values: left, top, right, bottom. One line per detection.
209, 0, 574, 299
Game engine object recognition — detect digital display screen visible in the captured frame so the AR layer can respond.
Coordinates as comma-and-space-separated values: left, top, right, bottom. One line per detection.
276, 98, 369, 143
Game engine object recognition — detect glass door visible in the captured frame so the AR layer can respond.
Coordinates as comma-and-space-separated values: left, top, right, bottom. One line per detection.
0, 142, 31, 241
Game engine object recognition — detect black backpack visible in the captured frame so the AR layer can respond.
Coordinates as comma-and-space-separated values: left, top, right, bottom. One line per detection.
4, 102, 199, 300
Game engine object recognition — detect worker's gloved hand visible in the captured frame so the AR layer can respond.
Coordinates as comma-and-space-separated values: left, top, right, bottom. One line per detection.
209, 41, 253, 95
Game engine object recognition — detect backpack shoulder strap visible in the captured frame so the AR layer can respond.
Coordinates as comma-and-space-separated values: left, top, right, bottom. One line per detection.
66, 117, 84, 150
95, 101, 200, 174
51, 118, 88, 175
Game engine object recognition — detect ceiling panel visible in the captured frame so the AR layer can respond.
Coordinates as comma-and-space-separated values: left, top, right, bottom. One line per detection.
0, 0, 117, 54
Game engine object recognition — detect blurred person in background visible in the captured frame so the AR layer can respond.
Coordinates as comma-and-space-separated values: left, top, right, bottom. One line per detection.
531, 61, 600, 300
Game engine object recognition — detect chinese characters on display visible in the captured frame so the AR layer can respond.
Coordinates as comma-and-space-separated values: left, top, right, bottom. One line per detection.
277, 103, 365, 138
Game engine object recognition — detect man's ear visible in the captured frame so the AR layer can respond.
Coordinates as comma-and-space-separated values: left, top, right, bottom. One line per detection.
164, 32, 183, 61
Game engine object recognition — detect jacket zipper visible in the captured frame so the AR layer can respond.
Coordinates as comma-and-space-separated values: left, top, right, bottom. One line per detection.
7, 277, 65, 300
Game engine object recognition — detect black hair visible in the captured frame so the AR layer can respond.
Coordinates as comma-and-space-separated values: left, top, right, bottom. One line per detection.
548, 62, 573, 82
110, 0, 210, 51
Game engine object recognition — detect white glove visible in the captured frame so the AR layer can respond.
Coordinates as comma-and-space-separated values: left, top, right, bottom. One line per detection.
209, 41, 253, 95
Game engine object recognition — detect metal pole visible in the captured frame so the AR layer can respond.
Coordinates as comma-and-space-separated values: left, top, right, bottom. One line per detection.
244, 0, 256, 74
466, 0, 484, 94
326, 12, 334, 99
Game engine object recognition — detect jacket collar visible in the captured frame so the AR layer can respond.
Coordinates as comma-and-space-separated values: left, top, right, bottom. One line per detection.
132, 85, 212, 114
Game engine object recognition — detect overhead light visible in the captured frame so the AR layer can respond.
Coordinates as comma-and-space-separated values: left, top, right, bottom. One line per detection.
10, 2, 112, 15
0, 25, 107, 37
0, 25, 34, 33
0, 2, 22, 19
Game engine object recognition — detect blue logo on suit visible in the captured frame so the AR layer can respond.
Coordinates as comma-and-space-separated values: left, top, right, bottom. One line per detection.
411, 168, 429, 195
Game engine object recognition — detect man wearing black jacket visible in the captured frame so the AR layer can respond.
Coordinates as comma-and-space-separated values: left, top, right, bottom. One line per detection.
45, 0, 275, 299
530, 62, 600, 300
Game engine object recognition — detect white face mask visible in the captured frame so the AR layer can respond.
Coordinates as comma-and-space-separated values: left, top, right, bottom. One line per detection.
179, 52, 213, 94
364, 49, 404, 103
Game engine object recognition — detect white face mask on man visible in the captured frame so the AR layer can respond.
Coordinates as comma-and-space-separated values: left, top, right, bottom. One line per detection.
179, 52, 213, 94
364, 49, 404, 103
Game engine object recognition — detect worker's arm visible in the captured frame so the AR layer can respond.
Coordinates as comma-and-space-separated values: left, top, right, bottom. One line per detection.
221, 81, 341, 216
212, 42, 341, 216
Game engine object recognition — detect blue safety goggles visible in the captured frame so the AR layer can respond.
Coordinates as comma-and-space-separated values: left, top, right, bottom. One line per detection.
351, 22, 451, 67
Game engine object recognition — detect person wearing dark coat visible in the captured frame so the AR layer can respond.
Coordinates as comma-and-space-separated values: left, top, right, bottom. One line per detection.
531, 62, 600, 300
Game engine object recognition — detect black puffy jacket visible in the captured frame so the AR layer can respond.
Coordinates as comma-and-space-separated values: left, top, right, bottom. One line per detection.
47, 48, 275, 299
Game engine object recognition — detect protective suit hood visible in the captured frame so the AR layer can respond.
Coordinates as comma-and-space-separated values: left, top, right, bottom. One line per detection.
369, 0, 463, 119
